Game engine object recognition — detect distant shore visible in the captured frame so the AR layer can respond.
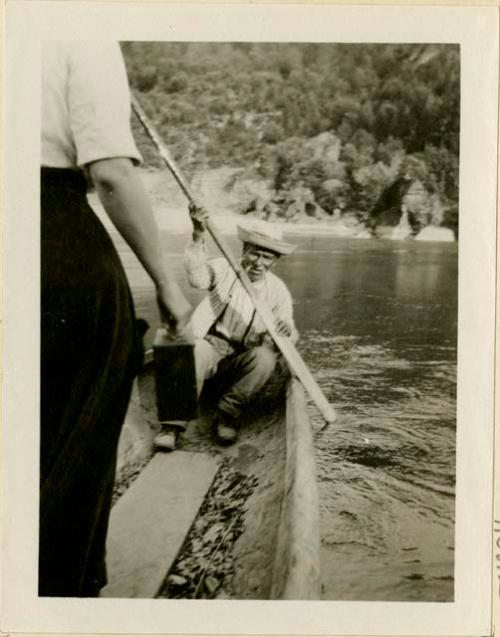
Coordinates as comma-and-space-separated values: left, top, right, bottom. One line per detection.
88, 168, 455, 243
157, 210, 370, 239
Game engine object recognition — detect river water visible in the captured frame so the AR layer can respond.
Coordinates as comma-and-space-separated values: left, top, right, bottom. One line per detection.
117, 230, 457, 603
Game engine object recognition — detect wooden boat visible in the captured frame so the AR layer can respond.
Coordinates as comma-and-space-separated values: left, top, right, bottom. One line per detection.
102, 350, 321, 600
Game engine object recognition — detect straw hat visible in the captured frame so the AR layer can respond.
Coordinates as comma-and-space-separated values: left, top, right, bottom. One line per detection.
237, 219, 296, 256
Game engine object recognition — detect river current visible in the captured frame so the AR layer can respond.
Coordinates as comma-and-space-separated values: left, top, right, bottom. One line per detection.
118, 230, 457, 603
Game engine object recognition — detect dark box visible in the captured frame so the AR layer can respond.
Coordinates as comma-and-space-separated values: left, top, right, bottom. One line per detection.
152, 329, 198, 422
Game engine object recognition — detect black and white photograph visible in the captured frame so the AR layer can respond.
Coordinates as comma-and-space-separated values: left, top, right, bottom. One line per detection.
2, 3, 498, 636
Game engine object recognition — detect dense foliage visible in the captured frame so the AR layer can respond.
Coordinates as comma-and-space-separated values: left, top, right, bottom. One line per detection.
122, 42, 459, 233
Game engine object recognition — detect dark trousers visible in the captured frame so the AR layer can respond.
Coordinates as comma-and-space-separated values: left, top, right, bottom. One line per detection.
39, 168, 143, 596
195, 338, 278, 421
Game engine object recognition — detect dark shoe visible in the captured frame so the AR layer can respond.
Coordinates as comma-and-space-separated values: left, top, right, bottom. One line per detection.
154, 426, 179, 452
216, 422, 238, 446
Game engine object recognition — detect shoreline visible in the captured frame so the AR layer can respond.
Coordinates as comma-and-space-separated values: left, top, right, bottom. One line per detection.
89, 191, 369, 239
89, 170, 456, 243
155, 208, 455, 243
140, 169, 456, 243
156, 208, 369, 238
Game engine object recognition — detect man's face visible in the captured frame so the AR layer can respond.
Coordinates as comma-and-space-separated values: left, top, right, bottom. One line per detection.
241, 244, 278, 282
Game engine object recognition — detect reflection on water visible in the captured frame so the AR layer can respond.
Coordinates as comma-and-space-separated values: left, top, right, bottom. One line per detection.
280, 235, 457, 602
118, 230, 457, 602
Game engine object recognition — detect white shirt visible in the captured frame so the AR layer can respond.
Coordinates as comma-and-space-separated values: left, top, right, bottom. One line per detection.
185, 241, 296, 346
41, 41, 141, 168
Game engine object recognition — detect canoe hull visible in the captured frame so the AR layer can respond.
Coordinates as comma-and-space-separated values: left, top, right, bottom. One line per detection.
112, 362, 321, 599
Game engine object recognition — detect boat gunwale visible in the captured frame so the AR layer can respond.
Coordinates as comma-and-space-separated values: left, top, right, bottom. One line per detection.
271, 377, 321, 600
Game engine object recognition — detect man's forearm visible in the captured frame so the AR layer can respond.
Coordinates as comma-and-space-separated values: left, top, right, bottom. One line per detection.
185, 234, 213, 289
90, 158, 169, 287
89, 157, 191, 326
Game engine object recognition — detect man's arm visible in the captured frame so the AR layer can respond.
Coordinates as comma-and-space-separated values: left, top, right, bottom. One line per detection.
89, 157, 191, 330
184, 202, 218, 290
184, 236, 215, 290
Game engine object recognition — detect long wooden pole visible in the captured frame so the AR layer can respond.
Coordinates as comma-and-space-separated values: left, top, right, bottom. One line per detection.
131, 94, 337, 424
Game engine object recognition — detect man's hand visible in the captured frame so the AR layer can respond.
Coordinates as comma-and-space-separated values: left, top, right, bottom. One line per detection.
275, 318, 292, 338
156, 281, 192, 338
275, 318, 299, 343
189, 202, 209, 240
259, 319, 299, 351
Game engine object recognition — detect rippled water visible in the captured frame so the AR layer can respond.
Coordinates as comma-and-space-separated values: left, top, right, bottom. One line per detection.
116, 229, 457, 602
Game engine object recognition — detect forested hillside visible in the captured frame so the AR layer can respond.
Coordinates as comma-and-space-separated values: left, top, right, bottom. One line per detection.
121, 42, 459, 236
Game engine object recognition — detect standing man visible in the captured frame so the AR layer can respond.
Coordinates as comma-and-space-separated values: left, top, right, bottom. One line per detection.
40, 41, 191, 597
155, 205, 298, 450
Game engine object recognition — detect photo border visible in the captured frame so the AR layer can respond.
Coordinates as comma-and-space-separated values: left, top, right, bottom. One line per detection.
2, 2, 498, 635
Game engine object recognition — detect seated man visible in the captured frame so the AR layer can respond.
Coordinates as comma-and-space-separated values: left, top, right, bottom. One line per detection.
155, 204, 298, 450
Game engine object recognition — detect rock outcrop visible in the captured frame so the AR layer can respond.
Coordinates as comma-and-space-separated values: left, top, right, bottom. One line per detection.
415, 226, 455, 242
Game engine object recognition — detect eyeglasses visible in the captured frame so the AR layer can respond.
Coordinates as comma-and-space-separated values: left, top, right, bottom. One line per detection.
243, 247, 277, 267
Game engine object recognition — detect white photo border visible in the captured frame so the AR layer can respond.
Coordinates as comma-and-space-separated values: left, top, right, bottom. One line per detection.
2, 2, 498, 635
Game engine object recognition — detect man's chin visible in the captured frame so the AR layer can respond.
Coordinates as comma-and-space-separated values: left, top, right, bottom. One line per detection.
248, 272, 264, 282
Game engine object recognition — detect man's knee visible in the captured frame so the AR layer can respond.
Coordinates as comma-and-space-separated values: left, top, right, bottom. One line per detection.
194, 339, 210, 365
194, 338, 220, 395
250, 345, 277, 376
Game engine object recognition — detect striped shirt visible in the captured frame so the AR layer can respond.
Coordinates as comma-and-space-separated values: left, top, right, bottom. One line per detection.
185, 240, 296, 347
